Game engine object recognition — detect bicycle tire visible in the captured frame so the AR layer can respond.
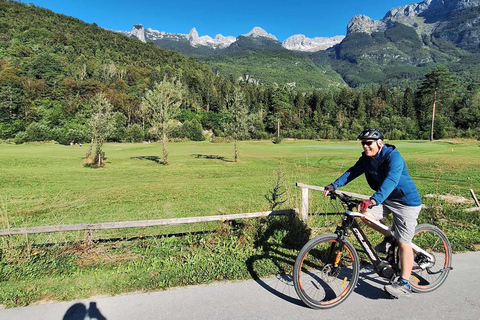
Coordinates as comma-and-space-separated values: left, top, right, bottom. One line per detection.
409, 224, 452, 293
293, 233, 360, 309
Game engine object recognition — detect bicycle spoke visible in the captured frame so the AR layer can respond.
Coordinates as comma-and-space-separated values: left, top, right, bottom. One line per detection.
294, 234, 359, 309
409, 224, 452, 293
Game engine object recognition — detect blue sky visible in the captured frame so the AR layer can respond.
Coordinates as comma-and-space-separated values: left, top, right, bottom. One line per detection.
26, 0, 419, 41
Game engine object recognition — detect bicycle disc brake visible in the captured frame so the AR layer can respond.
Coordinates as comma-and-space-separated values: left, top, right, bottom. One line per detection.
320, 264, 341, 283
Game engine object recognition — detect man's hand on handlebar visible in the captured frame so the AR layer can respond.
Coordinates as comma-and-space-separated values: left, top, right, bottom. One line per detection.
323, 184, 335, 197
357, 199, 376, 213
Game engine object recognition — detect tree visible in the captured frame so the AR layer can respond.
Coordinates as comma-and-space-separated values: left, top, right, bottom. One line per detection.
141, 78, 185, 165
227, 86, 250, 162
85, 93, 114, 167
417, 65, 457, 141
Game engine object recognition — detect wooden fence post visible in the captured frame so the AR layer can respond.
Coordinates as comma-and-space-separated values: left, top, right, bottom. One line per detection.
301, 187, 309, 222
85, 229, 93, 246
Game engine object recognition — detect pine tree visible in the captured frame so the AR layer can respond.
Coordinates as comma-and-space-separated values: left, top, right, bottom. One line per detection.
417, 65, 457, 141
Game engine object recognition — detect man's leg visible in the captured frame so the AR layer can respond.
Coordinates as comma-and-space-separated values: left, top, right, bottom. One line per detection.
362, 211, 391, 237
398, 241, 414, 279
383, 201, 421, 298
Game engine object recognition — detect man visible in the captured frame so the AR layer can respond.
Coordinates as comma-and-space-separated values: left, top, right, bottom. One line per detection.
323, 128, 422, 298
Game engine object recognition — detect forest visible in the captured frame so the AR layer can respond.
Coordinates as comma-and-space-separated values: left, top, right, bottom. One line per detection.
1, 0, 480, 144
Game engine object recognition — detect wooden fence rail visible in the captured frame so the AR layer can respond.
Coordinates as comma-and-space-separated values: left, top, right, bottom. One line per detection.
2, 183, 477, 244
295, 182, 479, 215
295, 182, 369, 220
0, 209, 298, 244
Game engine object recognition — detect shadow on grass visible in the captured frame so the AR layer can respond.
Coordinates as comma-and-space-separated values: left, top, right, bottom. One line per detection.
131, 156, 165, 164
191, 154, 232, 162
245, 215, 311, 308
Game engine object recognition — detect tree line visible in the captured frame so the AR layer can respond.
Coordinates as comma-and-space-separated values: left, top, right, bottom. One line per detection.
1, 0, 480, 148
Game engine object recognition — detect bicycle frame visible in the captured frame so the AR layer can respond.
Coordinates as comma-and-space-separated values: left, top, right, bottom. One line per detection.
334, 207, 435, 281
345, 210, 435, 262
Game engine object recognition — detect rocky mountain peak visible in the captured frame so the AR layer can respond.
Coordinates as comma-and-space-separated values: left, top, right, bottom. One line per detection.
244, 27, 278, 40
282, 34, 345, 51
347, 0, 480, 35
131, 24, 146, 42
347, 15, 387, 35
188, 27, 199, 42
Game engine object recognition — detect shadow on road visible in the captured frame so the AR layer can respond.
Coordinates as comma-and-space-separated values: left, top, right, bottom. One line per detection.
355, 265, 394, 301
244, 214, 393, 308
63, 302, 106, 320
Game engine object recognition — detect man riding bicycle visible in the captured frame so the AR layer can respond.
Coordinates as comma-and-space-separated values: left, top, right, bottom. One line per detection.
323, 128, 422, 298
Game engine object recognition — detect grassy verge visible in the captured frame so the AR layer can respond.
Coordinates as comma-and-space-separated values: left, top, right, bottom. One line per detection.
0, 139, 479, 307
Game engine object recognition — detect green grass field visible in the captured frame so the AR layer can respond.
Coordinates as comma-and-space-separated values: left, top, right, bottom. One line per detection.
0, 139, 479, 307
1, 139, 479, 227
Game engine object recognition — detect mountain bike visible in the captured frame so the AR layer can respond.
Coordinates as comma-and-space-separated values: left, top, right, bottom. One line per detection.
293, 191, 452, 309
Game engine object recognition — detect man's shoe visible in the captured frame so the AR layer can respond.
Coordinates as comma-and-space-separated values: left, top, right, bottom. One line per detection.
375, 235, 395, 254
384, 279, 412, 299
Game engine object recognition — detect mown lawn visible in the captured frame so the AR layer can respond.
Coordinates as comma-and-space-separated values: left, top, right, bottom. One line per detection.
0, 139, 479, 307
1, 139, 478, 226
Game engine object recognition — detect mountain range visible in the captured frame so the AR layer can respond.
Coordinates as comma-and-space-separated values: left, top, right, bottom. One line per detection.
118, 25, 345, 53
119, 0, 480, 90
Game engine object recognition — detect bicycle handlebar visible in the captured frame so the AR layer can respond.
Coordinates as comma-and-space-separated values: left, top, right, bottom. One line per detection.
328, 191, 363, 210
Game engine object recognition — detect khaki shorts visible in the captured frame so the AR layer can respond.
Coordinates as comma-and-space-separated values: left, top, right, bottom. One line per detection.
369, 200, 421, 244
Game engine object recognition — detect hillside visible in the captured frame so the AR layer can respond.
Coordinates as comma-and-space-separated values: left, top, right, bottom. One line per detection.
148, 31, 347, 91
320, 2, 480, 88
0, 0, 242, 140
121, 0, 480, 89
198, 43, 346, 90
0, 0, 479, 143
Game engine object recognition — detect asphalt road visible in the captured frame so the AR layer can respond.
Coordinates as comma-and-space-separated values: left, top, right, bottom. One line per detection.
1, 251, 479, 320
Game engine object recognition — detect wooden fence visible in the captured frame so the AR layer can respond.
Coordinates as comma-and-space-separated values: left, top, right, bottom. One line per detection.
295, 182, 369, 220
0, 209, 297, 244
2, 183, 478, 244
295, 183, 480, 215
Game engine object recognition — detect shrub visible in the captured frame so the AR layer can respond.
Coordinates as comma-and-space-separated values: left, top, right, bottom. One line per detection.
25, 122, 51, 141
124, 124, 145, 143
13, 131, 27, 144
272, 136, 282, 144
110, 112, 127, 142
182, 119, 205, 141
51, 127, 88, 145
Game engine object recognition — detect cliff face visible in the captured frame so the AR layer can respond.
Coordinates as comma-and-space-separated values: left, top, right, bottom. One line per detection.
346, 0, 480, 53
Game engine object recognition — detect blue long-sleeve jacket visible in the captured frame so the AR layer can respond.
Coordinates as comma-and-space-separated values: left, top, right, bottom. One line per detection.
331, 144, 421, 206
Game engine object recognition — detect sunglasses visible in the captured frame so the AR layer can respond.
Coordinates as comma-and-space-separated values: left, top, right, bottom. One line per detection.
361, 141, 375, 146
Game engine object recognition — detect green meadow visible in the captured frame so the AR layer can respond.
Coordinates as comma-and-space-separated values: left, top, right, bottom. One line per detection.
0, 139, 479, 307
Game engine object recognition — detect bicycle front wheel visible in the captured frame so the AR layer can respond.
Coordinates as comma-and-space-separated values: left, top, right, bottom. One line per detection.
293, 234, 360, 309
410, 224, 452, 293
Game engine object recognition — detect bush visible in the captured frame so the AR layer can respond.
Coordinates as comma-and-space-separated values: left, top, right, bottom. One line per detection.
51, 127, 88, 145
0, 120, 25, 139
25, 122, 51, 141
124, 124, 145, 143
13, 131, 27, 144
110, 112, 127, 142
272, 136, 282, 144
182, 119, 205, 141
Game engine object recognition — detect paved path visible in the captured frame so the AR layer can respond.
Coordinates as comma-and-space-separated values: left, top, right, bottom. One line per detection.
2, 251, 479, 320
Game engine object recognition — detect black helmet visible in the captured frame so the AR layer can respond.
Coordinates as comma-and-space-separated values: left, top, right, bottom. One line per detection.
358, 128, 384, 140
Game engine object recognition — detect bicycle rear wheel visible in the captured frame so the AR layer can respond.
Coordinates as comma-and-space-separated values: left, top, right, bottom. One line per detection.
409, 224, 452, 293
293, 234, 360, 309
